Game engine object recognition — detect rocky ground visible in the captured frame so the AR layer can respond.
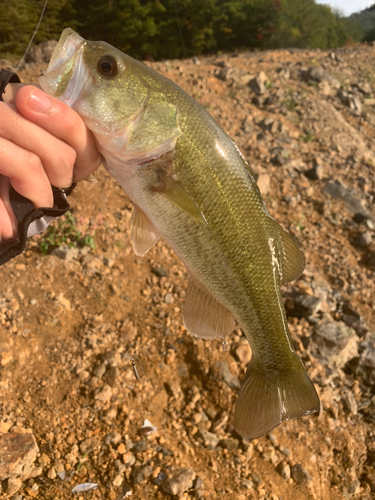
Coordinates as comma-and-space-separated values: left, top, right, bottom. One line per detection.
0, 42, 375, 500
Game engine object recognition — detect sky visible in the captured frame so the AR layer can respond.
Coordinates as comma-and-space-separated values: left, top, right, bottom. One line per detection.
315, 0, 373, 16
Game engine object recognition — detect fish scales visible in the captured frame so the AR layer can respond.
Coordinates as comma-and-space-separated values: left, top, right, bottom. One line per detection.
40, 29, 320, 438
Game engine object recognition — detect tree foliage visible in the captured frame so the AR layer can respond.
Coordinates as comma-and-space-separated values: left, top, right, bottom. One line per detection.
0, 0, 363, 61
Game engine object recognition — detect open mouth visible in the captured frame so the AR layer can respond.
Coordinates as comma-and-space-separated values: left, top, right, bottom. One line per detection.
39, 28, 91, 107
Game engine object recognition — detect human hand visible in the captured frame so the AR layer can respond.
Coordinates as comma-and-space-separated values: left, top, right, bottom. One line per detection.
0, 84, 101, 240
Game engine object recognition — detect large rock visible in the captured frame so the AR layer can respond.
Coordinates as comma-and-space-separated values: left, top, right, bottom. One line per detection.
0, 432, 39, 480
162, 468, 196, 496
323, 180, 367, 216
313, 320, 358, 367
302, 99, 368, 159
359, 332, 375, 369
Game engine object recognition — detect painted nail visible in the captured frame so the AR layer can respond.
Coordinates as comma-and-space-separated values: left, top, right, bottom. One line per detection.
28, 91, 52, 113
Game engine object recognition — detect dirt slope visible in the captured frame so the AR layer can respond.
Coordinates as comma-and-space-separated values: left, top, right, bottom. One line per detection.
0, 43, 375, 500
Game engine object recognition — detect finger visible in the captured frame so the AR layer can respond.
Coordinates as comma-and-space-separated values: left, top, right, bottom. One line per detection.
2, 83, 40, 106
15, 86, 101, 182
0, 102, 77, 188
0, 176, 18, 240
0, 137, 53, 208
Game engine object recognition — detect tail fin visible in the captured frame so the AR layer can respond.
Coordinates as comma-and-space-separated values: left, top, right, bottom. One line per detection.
233, 356, 320, 439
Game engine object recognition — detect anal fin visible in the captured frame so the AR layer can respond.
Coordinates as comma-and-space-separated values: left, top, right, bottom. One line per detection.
130, 206, 161, 256
183, 278, 235, 339
234, 354, 320, 439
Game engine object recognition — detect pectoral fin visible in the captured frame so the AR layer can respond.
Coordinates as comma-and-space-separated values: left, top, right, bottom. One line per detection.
130, 206, 161, 256
183, 278, 235, 339
155, 174, 207, 224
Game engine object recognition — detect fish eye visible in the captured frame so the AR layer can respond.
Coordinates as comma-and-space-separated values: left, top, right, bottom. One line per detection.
98, 55, 118, 77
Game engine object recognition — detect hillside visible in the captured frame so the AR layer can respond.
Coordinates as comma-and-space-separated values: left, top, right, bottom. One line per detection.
350, 4, 375, 40
0, 43, 375, 500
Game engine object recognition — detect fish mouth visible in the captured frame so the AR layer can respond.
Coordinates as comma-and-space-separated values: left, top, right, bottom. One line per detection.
40, 28, 91, 107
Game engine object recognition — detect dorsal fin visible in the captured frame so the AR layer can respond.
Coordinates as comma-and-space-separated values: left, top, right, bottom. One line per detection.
183, 278, 235, 339
267, 218, 305, 283
277, 224, 305, 283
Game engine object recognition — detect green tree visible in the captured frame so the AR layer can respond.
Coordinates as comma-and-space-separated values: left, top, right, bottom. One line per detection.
214, 0, 278, 52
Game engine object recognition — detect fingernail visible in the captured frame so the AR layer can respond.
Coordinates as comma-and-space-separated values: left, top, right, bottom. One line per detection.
28, 91, 52, 113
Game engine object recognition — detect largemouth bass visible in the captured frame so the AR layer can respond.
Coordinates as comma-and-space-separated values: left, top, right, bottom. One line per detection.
40, 29, 320, 438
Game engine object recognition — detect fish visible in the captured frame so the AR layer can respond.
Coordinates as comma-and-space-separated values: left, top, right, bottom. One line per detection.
40, 28, 320, 439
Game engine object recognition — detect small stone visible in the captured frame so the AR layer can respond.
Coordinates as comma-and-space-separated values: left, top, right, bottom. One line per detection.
165, 348, 176, 365
165, 380, 182, 397
304, 163, 324, 180
306, 66, 326, 82
355, 231, 373, 248
359, 333, 375, 369
279, 446, 291, 457
286, 294, 322, 318
79, 437, 100, 455
196, 411, 211, 431
103, 366, 119, 386
132, 465, 153, 483
123, 451, 135, 466
217, 361, 240, 390
164, 293, 174, 304
0, 432, 39, 480
357, 81, 372, 95
0, 349, 13, 366
0, 421, 12, 433
277, 67, 290, 80
57, 293, 71, 310
257, 172, 271, 195
7, 477, 23, 496
133, 440, 148, 453
117, 443, 126, 454
341, 390, 357, 415
151, 265, 169, 277
105, 432, 122, 445
94, 384, 112, 402
38, 453, 51, 466
216, 66, 237, 82
249, 72, 268, 95
291, 464, 312, 484
276, 461, 291, 480
162, 467, 196, 496
51, 245, 79, 261
113, 474, 124, 487
48, 467, 56, 479
219, 438, 239, 451
115, 459, 126, 474
199, 430, 219, 449
235, 343, 252, 364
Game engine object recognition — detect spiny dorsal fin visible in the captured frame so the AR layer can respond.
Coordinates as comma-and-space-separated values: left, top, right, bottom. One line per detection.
130, 206, 160, 256
183, 278, 235, 339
